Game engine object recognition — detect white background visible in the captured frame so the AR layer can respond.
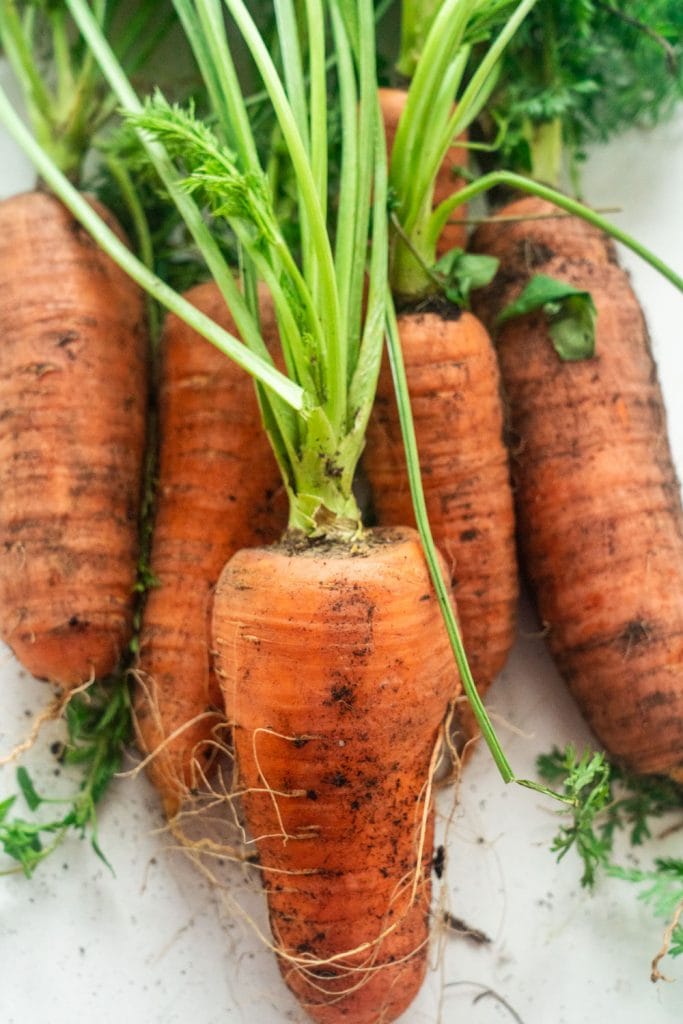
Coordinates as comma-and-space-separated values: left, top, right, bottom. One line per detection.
1, 56, 683, 1024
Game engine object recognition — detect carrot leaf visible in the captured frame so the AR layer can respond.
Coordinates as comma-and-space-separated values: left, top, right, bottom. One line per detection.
536, 744, 612, 886
0, 674, 132, 877
16, 768, 43, 812
433, 247, 499, 308
496, 274, 597, 360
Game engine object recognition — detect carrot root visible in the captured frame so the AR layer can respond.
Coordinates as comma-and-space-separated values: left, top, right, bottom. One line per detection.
212, 527, 460, 1024
0, 190, 148, 687
472, 202, 683, 777
134, 281, 287, 817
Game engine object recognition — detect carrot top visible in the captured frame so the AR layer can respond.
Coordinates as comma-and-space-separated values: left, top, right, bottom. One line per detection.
384, 0, 539, 298
62, 0, 387, 541
0, 0, 179, 180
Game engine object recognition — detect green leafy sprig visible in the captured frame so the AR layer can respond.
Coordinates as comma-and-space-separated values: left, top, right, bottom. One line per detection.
539, 745, 683, 971
0, 675, 132, 877
474, 0, 683, 185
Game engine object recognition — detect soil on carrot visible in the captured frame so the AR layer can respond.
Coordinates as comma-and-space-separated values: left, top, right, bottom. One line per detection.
394, 293, 464, 320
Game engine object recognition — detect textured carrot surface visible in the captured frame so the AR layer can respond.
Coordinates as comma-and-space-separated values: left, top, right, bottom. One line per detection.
472, 210, 683, 779
0, 190, 148, 687
213, 527, 459, 1023
135, 281, 287, 817
364, 308, 518, 744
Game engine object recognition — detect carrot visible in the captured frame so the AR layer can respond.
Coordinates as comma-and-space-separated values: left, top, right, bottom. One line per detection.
134, 280, 287, 818
470, 195, 617, 276
0, 189, 148, 687
363, 308, 518, 744
378, 86, 468, 257
364, 11, 522, 748
471, 203, 683, 780
212, 527, 456, 1023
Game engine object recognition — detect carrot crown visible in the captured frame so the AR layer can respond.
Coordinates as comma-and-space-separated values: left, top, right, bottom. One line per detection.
0, 0, 178, 180
388, 0, 539, 298
63, 0, 388, 541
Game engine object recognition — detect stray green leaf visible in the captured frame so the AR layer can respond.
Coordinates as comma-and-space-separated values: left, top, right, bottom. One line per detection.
496, 274, 597, 360
541, 745, 612, 887
433, 247, 499, 308
17, 767, 43, 812
0, 795, 17, 823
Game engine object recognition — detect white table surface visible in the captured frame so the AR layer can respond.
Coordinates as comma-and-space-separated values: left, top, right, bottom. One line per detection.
1, 58, 682, 1024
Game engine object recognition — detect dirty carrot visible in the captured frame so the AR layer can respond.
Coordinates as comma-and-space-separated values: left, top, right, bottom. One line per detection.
135, 281, 287, 819
364, 0, 536, 747
471, 203, 683, 781
0, 2, 151, 688
364, 306, 517, 745
458, 4, 683, 779
213, 528, 455, 1022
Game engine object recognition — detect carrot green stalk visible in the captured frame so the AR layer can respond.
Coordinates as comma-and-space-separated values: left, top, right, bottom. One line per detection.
0, 89, 302, 410
432, 169, 683, 293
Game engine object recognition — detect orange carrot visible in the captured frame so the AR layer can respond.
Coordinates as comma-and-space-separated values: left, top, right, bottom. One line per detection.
471, 195, 617, 276
134, 280, 287, 818
379, 86, 469, 257
212, 527, 458, 1024
363, 307, 518, 745
471, 203, 683, 779
0, 190, 148, 687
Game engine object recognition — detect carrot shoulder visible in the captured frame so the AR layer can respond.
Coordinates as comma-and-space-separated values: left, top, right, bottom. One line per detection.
0, 190, 148, 687
364, 307, 518, 745
212, 527, 459, 1024
134, 281, 287, 818
472, 207, 683, 779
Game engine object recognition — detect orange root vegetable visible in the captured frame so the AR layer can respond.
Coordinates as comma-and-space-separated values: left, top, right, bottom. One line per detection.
471, 208, 683, 779
212, 527, 459, 1024
0, 190, 148, 687
379, 87, 469, 257
134, 281, 287, 818
363, 307, 518, 744
471, 196, 617, 271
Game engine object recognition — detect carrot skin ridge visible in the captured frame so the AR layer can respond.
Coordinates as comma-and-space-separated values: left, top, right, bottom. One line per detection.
134, 281, 288, 818
471, 198, 683, 779
213, 528, 459, 1024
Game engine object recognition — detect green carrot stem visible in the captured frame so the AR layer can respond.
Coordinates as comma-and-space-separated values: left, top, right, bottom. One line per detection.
0, 83, 303, 411
104, 152, 161, 344
430, 171, 683, 293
